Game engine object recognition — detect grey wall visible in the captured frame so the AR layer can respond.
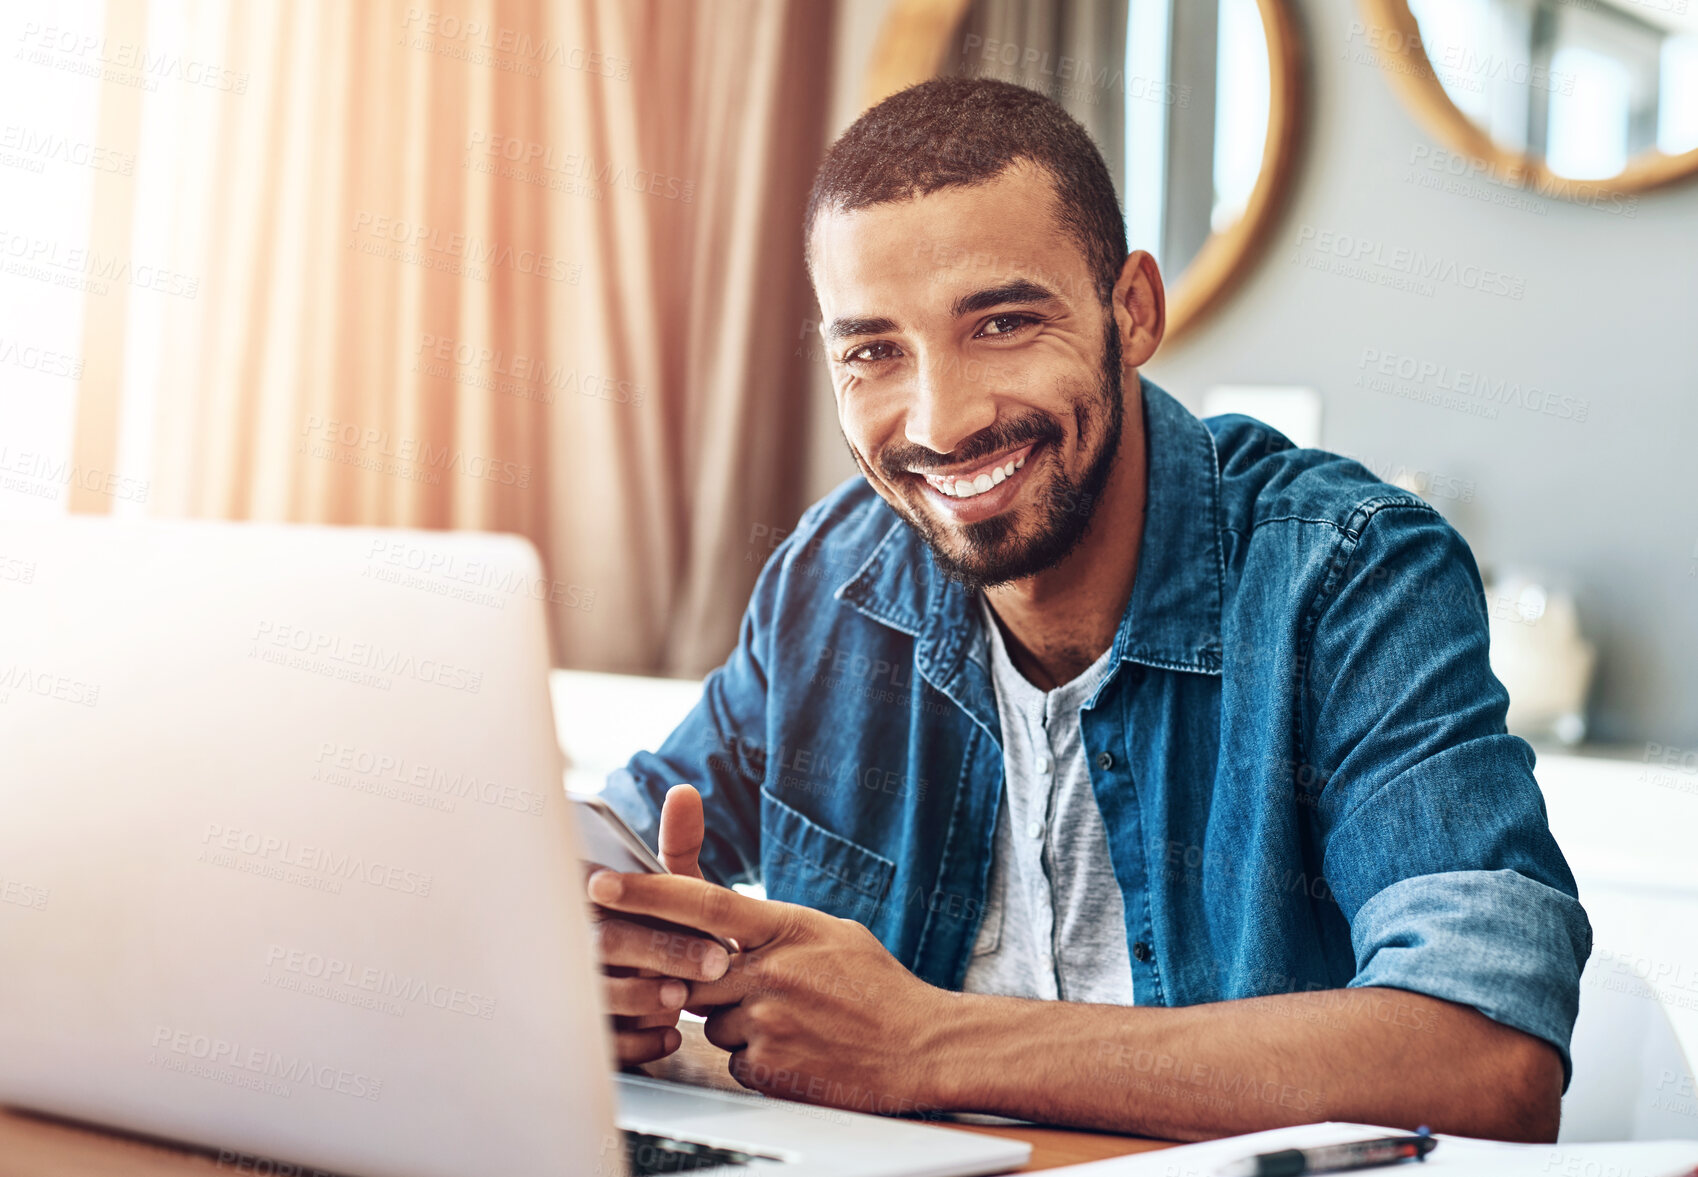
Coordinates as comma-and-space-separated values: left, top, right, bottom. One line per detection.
809, 0, 1698, 748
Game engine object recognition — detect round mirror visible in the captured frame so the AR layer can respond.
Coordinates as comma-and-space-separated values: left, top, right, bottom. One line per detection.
865, 0, 1304, 342
1359, 0, 1698, 196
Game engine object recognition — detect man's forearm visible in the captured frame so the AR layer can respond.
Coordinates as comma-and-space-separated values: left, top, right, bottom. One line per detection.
923, 986, 1563, 1142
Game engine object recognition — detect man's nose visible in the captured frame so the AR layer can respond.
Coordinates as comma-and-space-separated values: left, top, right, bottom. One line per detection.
903, 351, 997, 458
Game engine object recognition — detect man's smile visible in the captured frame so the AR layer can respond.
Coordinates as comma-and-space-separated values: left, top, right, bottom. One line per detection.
909, 441, 1042, 525
911, 441, 1036, 499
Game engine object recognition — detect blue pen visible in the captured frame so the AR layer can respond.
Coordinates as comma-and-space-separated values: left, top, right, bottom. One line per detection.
1215, 1127, 1438, 1177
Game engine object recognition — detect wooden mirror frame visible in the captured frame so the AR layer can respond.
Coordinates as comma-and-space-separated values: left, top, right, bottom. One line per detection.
862, 0, 1306, 344
1358, 0, 1698, 197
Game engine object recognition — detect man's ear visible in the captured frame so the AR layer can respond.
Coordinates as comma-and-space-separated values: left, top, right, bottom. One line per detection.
1111, 250, 1165, 369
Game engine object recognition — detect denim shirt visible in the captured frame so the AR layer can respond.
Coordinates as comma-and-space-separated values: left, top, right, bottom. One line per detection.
605, 378, 1592, 1081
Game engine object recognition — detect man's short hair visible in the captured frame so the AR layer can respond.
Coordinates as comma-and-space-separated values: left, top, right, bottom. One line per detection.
805, 77, 1127, 305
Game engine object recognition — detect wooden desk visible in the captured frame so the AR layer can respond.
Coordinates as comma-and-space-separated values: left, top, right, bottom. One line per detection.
0, 1021, 1174, 1175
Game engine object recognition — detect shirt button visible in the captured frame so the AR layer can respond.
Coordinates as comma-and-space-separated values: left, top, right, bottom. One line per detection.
1025, 821, 1044, 840
1095, 751, 1114, 771
1036, 756, 1052, 775
1132, 941, 1153, 963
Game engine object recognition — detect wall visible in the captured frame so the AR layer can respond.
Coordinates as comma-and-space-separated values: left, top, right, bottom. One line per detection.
809, 0, 1698, 747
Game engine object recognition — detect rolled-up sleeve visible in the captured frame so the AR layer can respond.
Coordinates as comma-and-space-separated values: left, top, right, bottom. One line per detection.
1304, 502, 1593, 1085
1346, 870, 1591, 1082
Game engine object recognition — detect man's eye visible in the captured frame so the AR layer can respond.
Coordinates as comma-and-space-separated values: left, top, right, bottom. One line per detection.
843, 341, 900, 364
977, 314, 1034, 338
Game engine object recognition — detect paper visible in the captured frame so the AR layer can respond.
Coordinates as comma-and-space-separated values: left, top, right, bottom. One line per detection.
1043, 1122, 1698, 1177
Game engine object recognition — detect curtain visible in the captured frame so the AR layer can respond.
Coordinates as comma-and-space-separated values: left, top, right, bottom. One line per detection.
943, 0, 1127, 199
67, 0, 834, 676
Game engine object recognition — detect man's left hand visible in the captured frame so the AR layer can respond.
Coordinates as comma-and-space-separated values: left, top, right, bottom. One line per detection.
585, 869, 954, 1115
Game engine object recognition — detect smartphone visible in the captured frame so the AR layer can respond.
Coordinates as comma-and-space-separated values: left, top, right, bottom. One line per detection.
570, 793, 735, 953
571, 792, 669, 875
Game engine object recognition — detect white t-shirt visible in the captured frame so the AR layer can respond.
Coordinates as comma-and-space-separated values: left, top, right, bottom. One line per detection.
961, 595, 1136, 1006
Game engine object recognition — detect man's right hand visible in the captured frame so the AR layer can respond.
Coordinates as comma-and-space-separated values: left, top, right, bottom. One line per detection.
589, 783, 731, 1066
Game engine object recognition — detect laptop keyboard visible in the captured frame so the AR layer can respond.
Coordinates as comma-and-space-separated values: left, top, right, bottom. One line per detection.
622, 1128, 786, 1173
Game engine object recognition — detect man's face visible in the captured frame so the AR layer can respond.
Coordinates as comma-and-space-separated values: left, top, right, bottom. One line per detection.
810, 163, 1126, 591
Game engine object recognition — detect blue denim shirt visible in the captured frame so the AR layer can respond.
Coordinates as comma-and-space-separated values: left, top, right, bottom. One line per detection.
606, 379, 1592, 1082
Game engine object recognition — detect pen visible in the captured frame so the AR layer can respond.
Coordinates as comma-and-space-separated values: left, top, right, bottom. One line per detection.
1214, 1127, 1438, 1177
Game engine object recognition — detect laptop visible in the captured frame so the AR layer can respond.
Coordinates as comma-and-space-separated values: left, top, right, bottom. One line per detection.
0, 516, 1029, 1177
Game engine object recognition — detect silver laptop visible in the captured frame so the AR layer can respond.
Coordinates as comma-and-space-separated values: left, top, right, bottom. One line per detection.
0, 516, 1028, 1177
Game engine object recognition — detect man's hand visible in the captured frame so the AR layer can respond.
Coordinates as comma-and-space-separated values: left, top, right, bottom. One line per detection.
586, 868, 954, 1114
588, 863, 1565, 1140
589, 784, 730, 1066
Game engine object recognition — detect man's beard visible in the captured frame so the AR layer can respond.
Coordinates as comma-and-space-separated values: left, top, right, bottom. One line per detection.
875, 319, 1125, 594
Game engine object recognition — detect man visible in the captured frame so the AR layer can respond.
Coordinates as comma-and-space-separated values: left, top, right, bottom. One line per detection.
589, 78, 1590, 1142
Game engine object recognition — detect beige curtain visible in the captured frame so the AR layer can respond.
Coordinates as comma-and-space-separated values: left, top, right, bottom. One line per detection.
70, 0, 833, 676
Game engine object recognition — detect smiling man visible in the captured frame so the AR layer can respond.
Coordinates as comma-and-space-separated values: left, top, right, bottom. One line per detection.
593, 78, 1591, 1142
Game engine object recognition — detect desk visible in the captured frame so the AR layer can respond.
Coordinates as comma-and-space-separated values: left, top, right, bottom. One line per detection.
0, 1021, 1173, 1174
638, 1019, 1174, 1172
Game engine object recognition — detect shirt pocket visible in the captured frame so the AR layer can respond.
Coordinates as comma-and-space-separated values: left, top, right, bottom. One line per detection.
760, 788, 895, 928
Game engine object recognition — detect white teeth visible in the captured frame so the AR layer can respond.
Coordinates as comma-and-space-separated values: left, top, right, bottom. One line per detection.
923, 449, 1031, 498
